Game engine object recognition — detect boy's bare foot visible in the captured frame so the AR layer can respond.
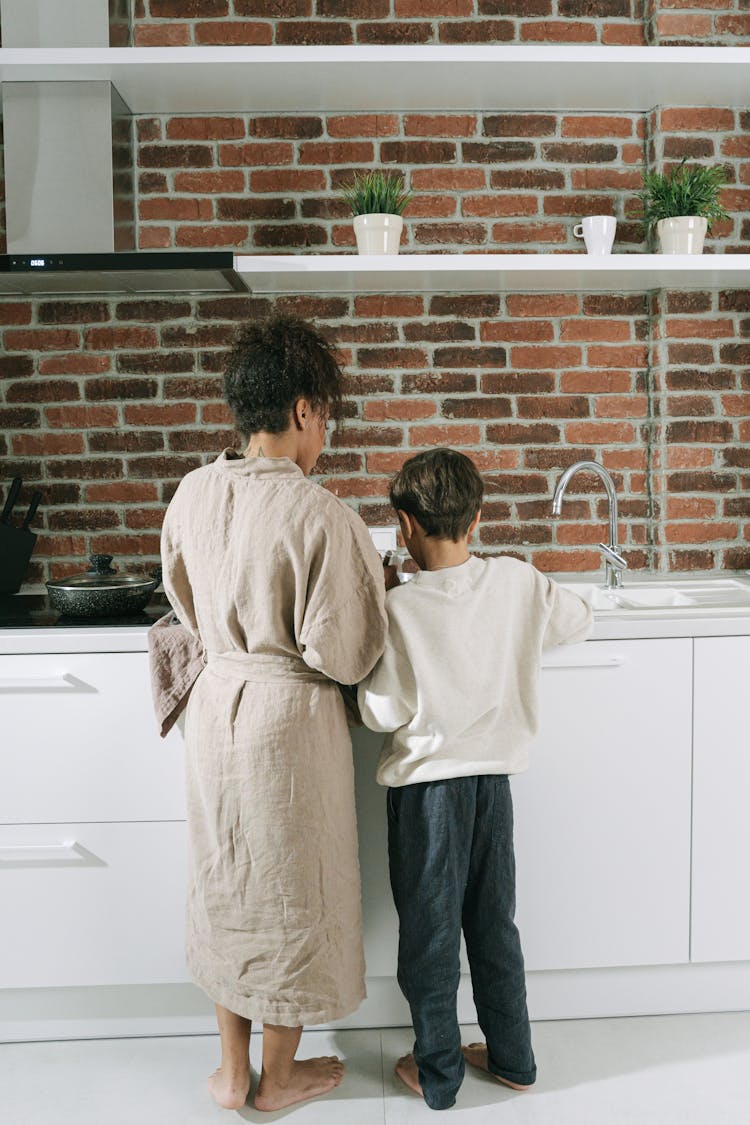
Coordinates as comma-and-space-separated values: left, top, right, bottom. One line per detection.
207, 1065, 251, 1110
254, 1055, 344, 1112
462, 1043, 534, 1091
395, 1053, 424, 1097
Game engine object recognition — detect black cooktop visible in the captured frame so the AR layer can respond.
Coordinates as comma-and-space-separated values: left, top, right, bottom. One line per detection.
0, 594, 170, 629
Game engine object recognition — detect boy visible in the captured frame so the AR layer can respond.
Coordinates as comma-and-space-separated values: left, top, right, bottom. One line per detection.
358, 447, 593, 1111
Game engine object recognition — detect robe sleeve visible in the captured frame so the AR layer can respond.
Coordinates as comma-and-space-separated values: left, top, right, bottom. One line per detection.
160, 486, 200, 640
298, 501, 388, 685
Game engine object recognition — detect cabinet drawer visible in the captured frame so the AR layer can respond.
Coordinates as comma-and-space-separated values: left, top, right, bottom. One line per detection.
0, 652, 185, 823
0, 821, 189, 988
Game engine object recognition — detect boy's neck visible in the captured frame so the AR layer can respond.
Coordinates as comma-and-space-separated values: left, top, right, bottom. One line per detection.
419, 537, 472, 572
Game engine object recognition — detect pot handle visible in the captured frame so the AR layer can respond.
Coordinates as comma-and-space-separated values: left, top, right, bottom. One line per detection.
88, 554, 116, 575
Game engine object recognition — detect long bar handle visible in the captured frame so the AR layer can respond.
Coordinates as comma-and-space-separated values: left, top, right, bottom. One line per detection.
0, 674, 78, 692
542, 655, 626, 670
0, 840, 79, 861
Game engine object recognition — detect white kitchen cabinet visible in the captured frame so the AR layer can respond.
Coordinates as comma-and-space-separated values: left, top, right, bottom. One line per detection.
0, 652, 185, 823
0, 821, 189, 988
512, 638, 693, 971
4, 624, 750, 1035
691, 636, 750, 963
0, 649, 190, 995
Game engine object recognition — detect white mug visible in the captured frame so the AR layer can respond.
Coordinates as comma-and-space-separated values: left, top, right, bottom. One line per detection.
574, 215, 617, 255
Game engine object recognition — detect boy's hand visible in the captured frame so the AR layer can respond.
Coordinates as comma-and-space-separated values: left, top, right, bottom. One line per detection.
337, 682, 363, 726
383, 561, 400, 590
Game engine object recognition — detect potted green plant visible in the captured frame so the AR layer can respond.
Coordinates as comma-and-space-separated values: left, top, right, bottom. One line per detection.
340, 170, 413, 255
637, 159, 729, 255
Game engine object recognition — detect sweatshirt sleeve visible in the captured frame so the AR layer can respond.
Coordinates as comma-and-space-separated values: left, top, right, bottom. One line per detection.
357, 604, 418, 733
534, 571, 594, 649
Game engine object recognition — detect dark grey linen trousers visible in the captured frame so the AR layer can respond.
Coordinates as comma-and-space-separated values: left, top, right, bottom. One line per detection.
387, 774, 537, 1110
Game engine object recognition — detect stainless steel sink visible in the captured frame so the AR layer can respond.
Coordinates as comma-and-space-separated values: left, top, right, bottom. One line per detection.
558, 577, 750, 615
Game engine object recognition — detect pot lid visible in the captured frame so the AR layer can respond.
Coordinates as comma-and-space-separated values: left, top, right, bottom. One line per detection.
46, 554, 160, 592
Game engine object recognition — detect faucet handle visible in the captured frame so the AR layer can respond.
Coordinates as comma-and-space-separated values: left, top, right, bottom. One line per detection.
598, 543, 628, 570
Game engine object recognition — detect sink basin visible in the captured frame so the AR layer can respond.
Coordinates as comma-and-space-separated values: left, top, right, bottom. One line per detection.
559, 578, 750, 615
607, 587, 696, 609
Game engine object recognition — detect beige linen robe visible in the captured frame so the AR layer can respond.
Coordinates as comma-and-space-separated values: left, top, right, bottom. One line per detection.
160, 450, 387, 1025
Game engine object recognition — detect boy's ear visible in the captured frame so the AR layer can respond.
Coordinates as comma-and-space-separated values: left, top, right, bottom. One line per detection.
396, 509, 414, 540
468, 508, 481, 536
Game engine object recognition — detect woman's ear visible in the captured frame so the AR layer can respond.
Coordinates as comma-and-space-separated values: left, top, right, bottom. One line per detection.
292, 398, 312, 431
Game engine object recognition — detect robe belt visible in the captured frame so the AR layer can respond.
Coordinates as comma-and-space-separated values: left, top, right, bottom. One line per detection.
205, 651, 328, 684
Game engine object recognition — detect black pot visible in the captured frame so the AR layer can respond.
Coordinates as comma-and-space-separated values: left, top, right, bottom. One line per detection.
46, 554, 162, 618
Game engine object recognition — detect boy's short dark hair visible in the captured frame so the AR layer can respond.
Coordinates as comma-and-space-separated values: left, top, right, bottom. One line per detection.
224, 315, 344, 436
390, 448, 484, 541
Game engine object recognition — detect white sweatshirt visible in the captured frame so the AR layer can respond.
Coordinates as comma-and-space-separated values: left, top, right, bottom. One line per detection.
357, 555, 593, 787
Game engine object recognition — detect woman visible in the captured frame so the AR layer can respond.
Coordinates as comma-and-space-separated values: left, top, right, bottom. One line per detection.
161, 317, 388, 1112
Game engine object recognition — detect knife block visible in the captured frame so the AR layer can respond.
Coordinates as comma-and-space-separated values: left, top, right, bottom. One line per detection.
0, 523, 37, 593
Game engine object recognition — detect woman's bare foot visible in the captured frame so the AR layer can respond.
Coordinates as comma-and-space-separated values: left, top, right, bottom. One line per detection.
254, 1055, 344, 1112
207, 1065, 251, 1110
462, 1043, 534, 1091
395, 1053, 423, 1097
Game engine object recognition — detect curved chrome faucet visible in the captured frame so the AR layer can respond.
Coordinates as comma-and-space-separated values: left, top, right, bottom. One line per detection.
551, 460, 628, 589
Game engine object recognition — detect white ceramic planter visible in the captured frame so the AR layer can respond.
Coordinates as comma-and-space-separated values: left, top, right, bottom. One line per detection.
657, 216, 708, 255
353, 213, 403, 255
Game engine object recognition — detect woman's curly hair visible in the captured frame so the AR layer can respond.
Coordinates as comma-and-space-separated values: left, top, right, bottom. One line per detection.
223, 315, 345, 436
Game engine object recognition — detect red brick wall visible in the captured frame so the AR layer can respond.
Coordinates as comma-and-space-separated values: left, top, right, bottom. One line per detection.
132, 0, 750, 45
645, 0, 750, 45
9, 105, 748, 257
649, 289, 750, 571
0, 18, 749, 586
133, 1, 647, 47
649, 107, 750, 251
2, 281, 748, 587
136, 111, 646, 253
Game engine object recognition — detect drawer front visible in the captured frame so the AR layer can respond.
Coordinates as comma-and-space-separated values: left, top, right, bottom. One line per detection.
0, 652, 186, 823
0, 821, 189, 988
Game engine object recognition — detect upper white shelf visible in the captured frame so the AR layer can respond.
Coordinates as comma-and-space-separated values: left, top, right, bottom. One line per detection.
0, 46, 749, 114
233, 253, 750, 294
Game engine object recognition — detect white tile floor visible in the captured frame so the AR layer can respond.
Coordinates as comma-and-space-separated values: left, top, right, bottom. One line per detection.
3, 1013, 750, 1125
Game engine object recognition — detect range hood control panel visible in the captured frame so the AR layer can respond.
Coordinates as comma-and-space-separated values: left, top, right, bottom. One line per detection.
8, 257, 67, 270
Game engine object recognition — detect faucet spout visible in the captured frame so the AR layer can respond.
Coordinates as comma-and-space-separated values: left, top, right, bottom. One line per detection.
551, 460, 627, 589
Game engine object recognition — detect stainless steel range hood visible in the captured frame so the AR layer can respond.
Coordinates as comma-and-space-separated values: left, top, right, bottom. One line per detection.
0, 251, 247, 295
0, 0, 248, 296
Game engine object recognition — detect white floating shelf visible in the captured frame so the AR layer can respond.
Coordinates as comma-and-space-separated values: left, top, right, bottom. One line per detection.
234, 253, 750, 295
0, 46, 749, 114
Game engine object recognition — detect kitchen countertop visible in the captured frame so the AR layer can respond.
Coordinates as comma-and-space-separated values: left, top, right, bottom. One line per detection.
0, 594, 170, 653
557, 572, 750, 640
0, 594, 169, 630
2, 576, 750, 654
